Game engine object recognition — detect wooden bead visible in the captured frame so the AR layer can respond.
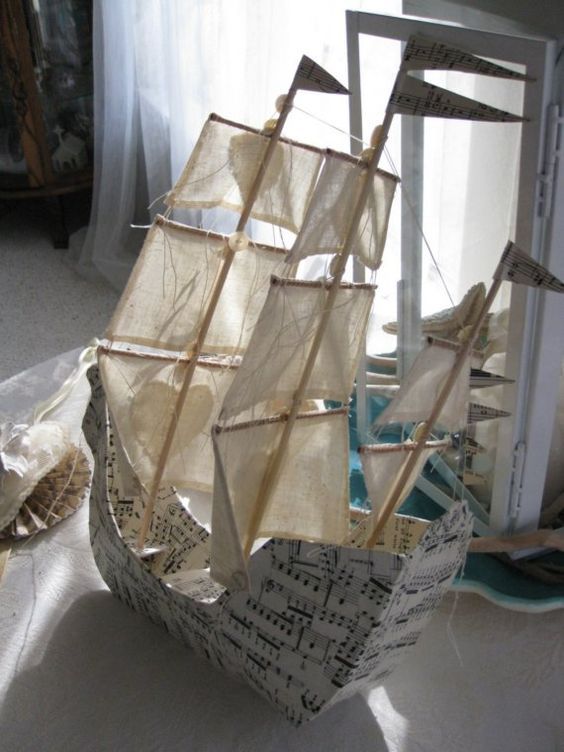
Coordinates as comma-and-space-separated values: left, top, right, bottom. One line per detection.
262, 118, 278, 133
228, 231, 249, 252
275, 94, 288, 113
370, 124, 384, 148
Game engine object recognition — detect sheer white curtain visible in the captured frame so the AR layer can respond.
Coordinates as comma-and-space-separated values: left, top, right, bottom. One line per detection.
70, 0, 401, 290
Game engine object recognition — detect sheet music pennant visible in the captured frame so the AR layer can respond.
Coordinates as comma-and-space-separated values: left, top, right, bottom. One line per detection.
470, 369, 515, 388
494, 242, 564, 292
293, 55, 349, 95
402, 35, 530, 81
468, 402, 511, 423
390, 75, 524, 122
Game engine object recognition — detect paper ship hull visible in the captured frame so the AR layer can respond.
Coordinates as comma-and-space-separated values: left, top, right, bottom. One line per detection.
85, 372, 471, 725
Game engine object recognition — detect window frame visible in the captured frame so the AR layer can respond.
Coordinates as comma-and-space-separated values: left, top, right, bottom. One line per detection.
346, 10, 559, 534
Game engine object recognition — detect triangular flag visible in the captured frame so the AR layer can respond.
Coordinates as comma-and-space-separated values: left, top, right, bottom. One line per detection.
293, 55, 349, 95
390, 75, 524, 122
468, 402, 511, 423
470, 369, 514, 388
463, 437, 486, 456
494, 242, 564, 292
402, 35, 530, 81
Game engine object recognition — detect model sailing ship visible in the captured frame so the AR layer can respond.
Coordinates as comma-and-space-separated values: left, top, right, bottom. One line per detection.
84, 38, 560, 723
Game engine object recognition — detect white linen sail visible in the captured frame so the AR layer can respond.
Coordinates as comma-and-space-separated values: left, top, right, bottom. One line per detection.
99, 352, 237, 492
105, 216, 288, 355
287, 149, 399, 271
374, 340, 471, 432
220, 277, 375, 419
350, 440, 449, 547
165, 114, 324, 233
210, 408, 350, 590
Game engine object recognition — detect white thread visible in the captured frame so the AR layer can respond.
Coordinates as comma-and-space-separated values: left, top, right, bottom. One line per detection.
293, 104, 456, 308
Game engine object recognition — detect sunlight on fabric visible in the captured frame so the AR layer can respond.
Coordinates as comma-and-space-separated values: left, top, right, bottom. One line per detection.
72, 0, 403, 286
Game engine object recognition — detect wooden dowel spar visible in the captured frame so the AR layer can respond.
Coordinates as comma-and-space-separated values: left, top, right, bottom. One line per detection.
242, 107, 396, 558
135, 88, 298, 550
366, 276, 502, 547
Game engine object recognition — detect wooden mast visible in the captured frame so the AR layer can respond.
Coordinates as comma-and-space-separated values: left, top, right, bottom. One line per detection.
242, 63, 521, 556
136, 58, 348, 550
365, 273, 503, 547
229, 36, 529, 560
242, 100, 397, 558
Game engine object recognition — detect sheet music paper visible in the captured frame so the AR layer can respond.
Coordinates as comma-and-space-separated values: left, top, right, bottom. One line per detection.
402, 35, 528, 80
390, 75, 524, 122
294, 55, 349, 95
86, 372, 473, 726
468, 402, 511, 423
470, 369, 514, 388
495, 242, 564, 292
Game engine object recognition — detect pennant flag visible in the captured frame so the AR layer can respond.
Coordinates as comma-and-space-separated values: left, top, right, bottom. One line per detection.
468, 402, 511, 423
402, 35, 529, 81
494, 242, 564, 292
470, 369, 514, 388
463, 437, 486, 456
293, 55, 349, 95
389, 75, 524, 122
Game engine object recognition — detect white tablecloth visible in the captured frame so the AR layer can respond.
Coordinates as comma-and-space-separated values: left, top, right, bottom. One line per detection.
1, 354, 564, 751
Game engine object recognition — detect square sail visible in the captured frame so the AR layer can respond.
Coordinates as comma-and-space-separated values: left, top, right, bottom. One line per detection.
220, 277, 375, 419
165, 115, 324, 234
211, 409, 350, 589
287, 150, 399, 271
99, 352, 237, 493
375, 339, 471, 433
105, 216, 288, 355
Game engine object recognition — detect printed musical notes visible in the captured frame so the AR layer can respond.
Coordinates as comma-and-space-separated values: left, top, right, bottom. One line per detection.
495, 241, 564, 292
294, 55, 349, 95
470, 369, 514, 389
91, 385, 472, 725
390, 75, 524, 122
468, 402, 511, 423
402, 35, 529, 80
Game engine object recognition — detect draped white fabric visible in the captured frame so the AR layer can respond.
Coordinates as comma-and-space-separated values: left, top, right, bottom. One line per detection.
70, 0, 523, 364
69, 0, 401, 290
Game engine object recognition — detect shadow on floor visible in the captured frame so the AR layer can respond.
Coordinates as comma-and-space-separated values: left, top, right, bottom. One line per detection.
1, 590, 390, 752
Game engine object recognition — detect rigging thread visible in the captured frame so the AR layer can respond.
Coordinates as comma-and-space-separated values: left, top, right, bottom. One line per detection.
292, 104, 456, 308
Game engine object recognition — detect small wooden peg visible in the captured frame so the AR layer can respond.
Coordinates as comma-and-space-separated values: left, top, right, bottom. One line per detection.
228, 231, 250, 252
262, 118, 278, 134
412, 422, 428, 442
275, 94, 288, 113
370, 124, 384, 148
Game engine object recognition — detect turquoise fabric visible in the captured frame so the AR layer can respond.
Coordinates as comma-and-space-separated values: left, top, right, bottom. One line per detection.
347, 378, 564, 611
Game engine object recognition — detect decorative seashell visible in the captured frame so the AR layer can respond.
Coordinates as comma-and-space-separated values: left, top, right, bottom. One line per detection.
383, 282, 487, 342
0, 421, 71, 531
0, 447, 91, 540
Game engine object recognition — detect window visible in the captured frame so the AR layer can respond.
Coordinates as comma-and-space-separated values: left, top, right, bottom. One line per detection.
347, 10, 559, 534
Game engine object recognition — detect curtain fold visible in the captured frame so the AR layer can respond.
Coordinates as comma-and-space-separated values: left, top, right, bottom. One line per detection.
68, 0, 142, 289
71, 0, 522, 323
71, 0, 404, 289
